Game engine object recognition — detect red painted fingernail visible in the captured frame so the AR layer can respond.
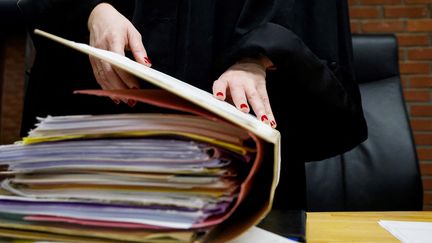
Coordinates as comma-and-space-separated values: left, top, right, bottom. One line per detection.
261, 115, 269, 122
144, 57, 152, 64
240, 104, 248, 110
128, 99, 137, 107
216, 92, 224, 97
270, 120, 276, 127
132, 86, 139, 89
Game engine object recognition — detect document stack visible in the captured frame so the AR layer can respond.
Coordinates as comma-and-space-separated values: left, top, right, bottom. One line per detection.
0, 112, 261, 242
0, 30, 281, 242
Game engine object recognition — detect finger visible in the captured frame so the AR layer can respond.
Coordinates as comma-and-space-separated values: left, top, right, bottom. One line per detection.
268, 114, 277, 128
90, 57, 121, 105
114, 67, 140, 89
257, 83, 277, 128
90, 57, 109, 89
244, 84, 269, 125
99, 36, 127, 89
127, 29, 151, 67
212, 79, 228, 100
107, 40, 140, 91
100, 61, 128, 89
228, 80, 250, 113
103, 64, 138, 107
100, 60, 130, 105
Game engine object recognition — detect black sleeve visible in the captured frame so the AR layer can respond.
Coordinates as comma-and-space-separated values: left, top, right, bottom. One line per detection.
218, 0, 367, 161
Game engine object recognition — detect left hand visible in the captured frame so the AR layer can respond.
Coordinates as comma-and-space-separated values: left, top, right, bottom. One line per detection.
213, 58, 277, 128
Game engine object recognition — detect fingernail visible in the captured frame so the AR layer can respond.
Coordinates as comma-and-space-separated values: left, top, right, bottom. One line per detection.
240, 104, 248, 110
128, 99, 137, 107
144, 57, 152, 65
132, 86, 139, 89
270, 120, 277, 128
216, 92, 224, 97
261, 115, 269, 122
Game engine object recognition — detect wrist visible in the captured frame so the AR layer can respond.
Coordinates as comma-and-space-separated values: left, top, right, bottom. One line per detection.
260, 55, 276, 71
237, 55, 276, 71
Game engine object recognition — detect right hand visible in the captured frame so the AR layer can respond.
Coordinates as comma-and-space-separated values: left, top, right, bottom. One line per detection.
87, 3, 151, 104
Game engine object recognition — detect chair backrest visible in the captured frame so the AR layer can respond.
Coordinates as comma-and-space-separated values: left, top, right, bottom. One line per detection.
305, 34, 423, 211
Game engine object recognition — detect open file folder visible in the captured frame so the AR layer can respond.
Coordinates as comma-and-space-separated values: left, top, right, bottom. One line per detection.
0, 29, 281, 242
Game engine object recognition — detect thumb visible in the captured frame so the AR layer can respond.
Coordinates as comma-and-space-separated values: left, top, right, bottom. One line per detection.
127, 29, 151, 67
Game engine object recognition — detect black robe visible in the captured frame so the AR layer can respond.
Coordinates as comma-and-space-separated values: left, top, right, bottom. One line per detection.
17, 0, 367, 210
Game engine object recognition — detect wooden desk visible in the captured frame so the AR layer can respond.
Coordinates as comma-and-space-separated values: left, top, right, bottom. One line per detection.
306, 211, 432, 242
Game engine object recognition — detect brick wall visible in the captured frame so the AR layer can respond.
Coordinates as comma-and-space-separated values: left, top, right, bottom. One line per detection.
0, 34, 25, 145
349, 0, 432, 210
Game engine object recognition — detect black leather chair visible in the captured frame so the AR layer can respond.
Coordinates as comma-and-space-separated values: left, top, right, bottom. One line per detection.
305, 34, 424, 211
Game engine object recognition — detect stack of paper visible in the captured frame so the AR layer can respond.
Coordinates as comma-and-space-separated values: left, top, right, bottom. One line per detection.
0, 30, 280, 242
379, 220, 432, 243
0, 113, 261, 243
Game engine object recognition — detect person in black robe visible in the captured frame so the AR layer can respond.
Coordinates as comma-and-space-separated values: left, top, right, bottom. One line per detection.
17, 0, 367, 212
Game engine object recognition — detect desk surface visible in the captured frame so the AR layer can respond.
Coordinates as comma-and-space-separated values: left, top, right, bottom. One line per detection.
306, 211, 432, 242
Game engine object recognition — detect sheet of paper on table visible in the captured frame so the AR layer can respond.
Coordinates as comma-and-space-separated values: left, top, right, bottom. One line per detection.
228, 226, 299, 243
379, 220, 432, 243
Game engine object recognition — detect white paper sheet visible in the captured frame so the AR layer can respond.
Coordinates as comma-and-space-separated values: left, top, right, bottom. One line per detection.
379, 220, 432, 243
228, 226, 299, 243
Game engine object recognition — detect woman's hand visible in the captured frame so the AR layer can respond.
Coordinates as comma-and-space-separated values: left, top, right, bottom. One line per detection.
213, 57, 277, 128
88, 3, 151, 105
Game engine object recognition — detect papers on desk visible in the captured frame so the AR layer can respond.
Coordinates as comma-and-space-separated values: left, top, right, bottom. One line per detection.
228, 226, 299, 243
379, 220, 432, 243
0, 113, 262, 242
